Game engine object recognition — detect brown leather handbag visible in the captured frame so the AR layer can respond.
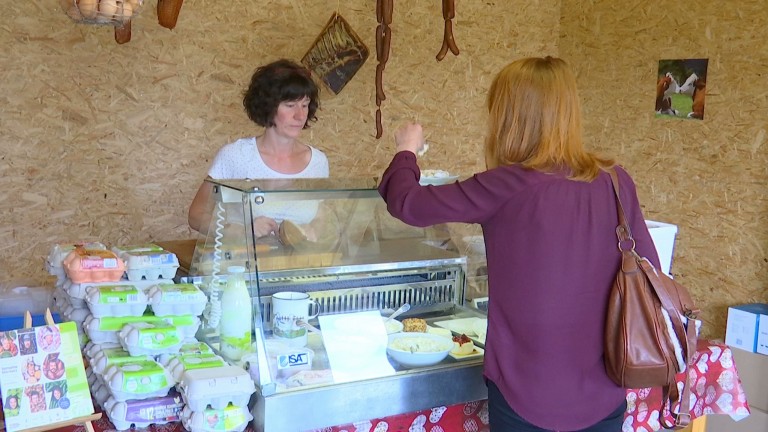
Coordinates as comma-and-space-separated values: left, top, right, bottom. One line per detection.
604, 168, 700, 430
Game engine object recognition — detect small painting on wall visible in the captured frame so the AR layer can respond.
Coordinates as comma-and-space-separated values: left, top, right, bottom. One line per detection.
655, 58, 708, 120
302, 13, 369, 95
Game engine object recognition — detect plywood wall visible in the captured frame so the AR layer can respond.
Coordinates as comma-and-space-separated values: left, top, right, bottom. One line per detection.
3, 0, 765, 339
559, 0, 768, 339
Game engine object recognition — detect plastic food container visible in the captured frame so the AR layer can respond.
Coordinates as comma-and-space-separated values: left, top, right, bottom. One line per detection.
181, 404, 253, 432
118, 322, 183, 357
63, 247, 126, 283
112, 245, 179, 282
103, 359, 176, 402
147, 284, 207, 317
103, 389, 184, 431
86, 284, 149, 318
165, 353, 227, 382
84, 314, 200, 344
178, 366, 255, 411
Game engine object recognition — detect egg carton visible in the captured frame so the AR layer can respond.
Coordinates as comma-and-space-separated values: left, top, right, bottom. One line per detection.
119, 321, 184, 357
63, 247, 125, 284
165, 353, 227, 382
178, 366, 255, 412
103, 359, 176, 402
86, 284, 149, 318
103, 389, 184, 431
90, 345, 152, 376
157, 341, 212, 365
147, 283, 207, 317
84, 341, 122, 359
65, 278, 174, 301
181, 404, 253, 432
84, 314, 200, 344
91, 380, 111, 410
112, 245, 179, 282
61, 304, 90, 324
46, 242, 107, 281
53, 287, 86, 312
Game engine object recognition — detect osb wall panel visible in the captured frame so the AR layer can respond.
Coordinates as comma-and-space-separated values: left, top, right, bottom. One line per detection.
0, 3, 558, 282
560, 0, 768, 339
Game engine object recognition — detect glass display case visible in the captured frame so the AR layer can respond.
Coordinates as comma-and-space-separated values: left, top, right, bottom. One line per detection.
186, 177, 489, 432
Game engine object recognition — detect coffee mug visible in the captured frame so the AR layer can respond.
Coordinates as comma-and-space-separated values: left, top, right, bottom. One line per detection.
271, 292, 319, 347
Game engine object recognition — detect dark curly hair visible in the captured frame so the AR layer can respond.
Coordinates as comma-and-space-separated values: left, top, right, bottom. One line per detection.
243, 59, 319, 128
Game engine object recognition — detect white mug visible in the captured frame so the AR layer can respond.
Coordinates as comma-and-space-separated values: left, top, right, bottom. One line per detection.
271, 292, 319, 347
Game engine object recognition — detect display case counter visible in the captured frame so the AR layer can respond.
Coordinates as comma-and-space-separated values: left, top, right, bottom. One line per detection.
185, 178, 489, 431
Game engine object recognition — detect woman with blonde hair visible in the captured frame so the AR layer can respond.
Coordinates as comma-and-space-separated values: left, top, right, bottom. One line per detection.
379, 56, 660, 431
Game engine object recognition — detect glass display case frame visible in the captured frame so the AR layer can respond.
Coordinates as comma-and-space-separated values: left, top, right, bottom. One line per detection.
186, 177, 489, 432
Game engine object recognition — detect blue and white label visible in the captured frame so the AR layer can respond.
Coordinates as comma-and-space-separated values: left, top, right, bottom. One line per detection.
277, 352, 310, 370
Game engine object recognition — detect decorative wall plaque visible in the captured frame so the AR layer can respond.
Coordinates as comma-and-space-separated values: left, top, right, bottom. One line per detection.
302, 13, 370, 95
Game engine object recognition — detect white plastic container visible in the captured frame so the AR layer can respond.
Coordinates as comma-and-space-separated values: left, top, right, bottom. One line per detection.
165, 353, 227, 382
219, 266, 252, 362
148, 283, 207, 317
103, 359, 176, 401
118, 322, 183, 357
86, 284, 149, 318
84, 314, 200, 344
103, 390, 184, 431
113, 244, 180, 282
181, 404, 253, 432
646, 220, 678, 276
178, 366, 255, 411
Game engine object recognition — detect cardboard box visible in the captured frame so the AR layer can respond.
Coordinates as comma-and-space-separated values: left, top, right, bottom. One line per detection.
646, 220, 678, 276
726, 304, 768, 353
706, 407, 768, 432
731, 346, 768, 412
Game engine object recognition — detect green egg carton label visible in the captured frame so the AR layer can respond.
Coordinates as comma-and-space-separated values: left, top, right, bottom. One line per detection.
180, 354, 226, 371
119, 361, 168, 393
98, 285, 141, 304
137, 326, 181, 349
179, 342, 212, 355
95, 314, 196, 331
204, 405, 247, 431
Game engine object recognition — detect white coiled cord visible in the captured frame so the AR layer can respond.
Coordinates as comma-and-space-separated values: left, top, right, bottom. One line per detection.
204, 201, 225, 328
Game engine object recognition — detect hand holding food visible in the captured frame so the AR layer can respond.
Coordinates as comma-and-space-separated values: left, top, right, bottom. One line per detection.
253, 216, 279, 238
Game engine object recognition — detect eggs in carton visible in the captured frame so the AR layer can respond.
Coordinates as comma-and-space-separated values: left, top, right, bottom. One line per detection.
103, 359, 176, 401
63, 247, 126, 283
86, 284, 149, 318
181, 404, 253, 432
147, 283, 207, 317
178, 365, 256, 411
103, 389, 185, 431
84, 314, 200, 345
112, 244, 180, 282
118, 321, 183, 357
165, 353, 227, 382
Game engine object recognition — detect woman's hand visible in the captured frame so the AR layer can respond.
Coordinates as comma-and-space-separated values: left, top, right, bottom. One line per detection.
395, 122, 426, 155
253, 216, 279, 238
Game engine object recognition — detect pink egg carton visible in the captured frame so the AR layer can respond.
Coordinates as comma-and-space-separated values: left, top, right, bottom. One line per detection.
63, 247, 126, 283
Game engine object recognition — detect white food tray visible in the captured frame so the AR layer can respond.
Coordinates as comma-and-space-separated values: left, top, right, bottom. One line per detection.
433, 317, 488, 345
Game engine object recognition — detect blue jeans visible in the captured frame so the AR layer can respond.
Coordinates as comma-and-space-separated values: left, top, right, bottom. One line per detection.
487, 380, 626, 432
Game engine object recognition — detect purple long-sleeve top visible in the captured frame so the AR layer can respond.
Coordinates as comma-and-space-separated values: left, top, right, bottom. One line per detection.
379, 151, 661, 430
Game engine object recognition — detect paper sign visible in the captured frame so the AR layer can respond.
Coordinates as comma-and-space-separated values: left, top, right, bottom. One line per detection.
0, 322, 95, 432
318, 311, 395, 383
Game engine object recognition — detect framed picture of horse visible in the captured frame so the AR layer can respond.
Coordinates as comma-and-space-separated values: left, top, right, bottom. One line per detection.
655, 58, 708, 120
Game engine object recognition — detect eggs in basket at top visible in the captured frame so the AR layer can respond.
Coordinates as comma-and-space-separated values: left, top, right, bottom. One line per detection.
63, 0, 143, 25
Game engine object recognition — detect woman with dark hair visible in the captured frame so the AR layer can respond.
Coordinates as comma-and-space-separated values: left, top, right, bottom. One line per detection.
4, 394, 20, 416
188, 59, 329, 235
379, 56, 660, 431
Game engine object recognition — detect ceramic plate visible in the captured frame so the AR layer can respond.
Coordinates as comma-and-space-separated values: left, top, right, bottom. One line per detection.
449, 346, 485, 361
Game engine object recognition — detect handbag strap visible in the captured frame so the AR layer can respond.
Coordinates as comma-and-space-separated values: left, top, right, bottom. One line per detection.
607, 167, 696, 429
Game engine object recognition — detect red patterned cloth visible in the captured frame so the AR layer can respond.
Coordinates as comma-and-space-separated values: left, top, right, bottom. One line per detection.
13, 341, 747, 432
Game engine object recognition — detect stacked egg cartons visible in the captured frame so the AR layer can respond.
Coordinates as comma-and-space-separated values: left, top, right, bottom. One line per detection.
50, 243, 193, 430
177, 365, 256, 432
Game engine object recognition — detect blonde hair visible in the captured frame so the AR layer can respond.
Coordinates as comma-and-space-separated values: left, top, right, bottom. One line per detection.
484, 56, 613, 181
